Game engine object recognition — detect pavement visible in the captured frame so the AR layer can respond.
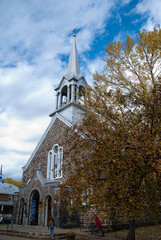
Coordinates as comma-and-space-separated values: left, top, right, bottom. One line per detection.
0, 225, 119, 240
0, 235, 33, 240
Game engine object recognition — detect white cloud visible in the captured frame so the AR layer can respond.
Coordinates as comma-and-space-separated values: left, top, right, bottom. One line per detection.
0, 114, 50, 179
135, 0, 161, 30
0, 63, 54, 120
84, 57, 105, 85
0, 115, 49, 152
113, 32, 125, 43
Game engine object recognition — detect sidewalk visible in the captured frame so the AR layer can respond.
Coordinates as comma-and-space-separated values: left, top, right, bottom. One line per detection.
0, 225, 119, 240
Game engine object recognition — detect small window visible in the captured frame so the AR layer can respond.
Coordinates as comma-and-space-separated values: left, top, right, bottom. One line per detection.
8, 195, 12, 202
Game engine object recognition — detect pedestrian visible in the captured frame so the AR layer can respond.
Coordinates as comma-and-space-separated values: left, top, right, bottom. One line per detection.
94, 215, 101, 228
49, 217, 55, 240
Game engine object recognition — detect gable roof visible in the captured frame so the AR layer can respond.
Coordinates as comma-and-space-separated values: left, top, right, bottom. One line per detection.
22, 113, 73, 171
21, 170, 60, 191
0, 182, 19, 194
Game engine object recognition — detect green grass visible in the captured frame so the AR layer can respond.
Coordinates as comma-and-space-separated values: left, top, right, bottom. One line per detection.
108, 225, 161, 240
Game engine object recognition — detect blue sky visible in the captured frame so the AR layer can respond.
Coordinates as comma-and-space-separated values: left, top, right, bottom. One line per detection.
0, 0, 160, 180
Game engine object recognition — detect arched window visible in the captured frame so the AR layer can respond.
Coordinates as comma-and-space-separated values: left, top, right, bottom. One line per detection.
74, 84, 77, 101
79, 85, 85, 104
47, 144, 63, 179
79, 85, 85, 97
61, 86, 67, 106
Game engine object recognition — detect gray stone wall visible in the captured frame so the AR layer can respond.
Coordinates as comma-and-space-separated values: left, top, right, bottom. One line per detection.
22, 118, 69, 187
15, 172, 60, 226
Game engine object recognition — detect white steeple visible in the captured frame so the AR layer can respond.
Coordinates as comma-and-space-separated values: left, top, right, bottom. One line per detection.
49, 32, 87, 123
66, 33, 81, 78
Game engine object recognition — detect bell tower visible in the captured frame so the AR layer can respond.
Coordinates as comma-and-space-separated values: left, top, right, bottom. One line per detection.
50, 33, 86, 123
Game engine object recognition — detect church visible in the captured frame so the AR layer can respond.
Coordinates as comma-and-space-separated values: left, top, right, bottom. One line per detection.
14, 33, 87, 227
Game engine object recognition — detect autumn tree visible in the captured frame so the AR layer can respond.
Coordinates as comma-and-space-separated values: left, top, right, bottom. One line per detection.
3, 177, 22, 188
59, 26, 161, 240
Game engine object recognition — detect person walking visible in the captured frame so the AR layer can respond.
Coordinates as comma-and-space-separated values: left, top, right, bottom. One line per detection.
49, 217, 55, 240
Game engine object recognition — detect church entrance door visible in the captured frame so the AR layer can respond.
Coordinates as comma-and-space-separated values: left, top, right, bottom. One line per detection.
29, 190, 40, 225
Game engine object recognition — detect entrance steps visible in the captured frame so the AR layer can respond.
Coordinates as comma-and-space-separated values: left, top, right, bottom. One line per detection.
0, 229, 66, 240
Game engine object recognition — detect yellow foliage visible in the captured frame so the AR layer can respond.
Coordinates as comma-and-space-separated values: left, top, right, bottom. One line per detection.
58, 26, 161, 235
3, 177, 22, 188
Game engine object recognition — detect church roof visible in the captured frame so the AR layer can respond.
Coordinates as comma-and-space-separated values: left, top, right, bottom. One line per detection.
21, 170, 60, 190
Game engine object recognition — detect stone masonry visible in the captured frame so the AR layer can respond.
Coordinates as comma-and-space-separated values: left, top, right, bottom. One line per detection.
22, 118, 68, 187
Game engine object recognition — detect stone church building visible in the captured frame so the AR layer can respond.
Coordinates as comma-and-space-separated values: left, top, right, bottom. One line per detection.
14, 33, 87, 227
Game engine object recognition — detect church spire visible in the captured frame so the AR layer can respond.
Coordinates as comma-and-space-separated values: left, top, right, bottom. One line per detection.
50, 31, 87, 120
66, 32, 80, 77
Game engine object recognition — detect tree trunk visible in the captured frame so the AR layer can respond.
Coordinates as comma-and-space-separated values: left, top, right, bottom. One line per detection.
126, 219, 135, 240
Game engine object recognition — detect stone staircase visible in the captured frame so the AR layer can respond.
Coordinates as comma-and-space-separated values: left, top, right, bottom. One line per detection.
0, 229, 66, 240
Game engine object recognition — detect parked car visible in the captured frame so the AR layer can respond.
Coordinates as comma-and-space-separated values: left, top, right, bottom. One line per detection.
1, 217, 12, 224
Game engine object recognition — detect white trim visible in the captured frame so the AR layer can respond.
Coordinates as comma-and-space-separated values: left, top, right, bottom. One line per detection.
22, 113, 72, 171
55, 75, 87, 91
49, 101, 85, 117
47, 151, 52, 179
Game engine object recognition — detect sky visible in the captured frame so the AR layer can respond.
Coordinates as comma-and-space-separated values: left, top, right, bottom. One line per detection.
0, 0, 160, 181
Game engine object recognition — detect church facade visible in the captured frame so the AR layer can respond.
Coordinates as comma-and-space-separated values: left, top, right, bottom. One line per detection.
14, 33, 87, 227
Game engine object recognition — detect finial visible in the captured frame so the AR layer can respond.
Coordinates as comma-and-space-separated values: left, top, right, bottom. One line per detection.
72, 29, 76, 37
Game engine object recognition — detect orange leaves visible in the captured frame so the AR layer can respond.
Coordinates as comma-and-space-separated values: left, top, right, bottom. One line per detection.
41, 200, 46, 209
